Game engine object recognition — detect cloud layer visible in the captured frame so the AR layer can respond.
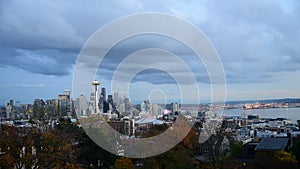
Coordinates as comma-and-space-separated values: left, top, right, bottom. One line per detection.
1, 0, 300, 103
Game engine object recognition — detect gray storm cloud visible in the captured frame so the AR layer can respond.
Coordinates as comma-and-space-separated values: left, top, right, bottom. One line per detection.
0, 0, 299, 85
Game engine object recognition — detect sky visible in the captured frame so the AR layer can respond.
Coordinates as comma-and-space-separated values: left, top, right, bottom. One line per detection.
1, 0, 300, 105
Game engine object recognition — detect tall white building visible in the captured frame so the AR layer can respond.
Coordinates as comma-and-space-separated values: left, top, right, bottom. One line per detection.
6, 103, 12, 119
149, 104, 164, 117
117, 103, 125, 113
113, 92, 119, 106
140, 102, 146, 112
76, 95, 88, 116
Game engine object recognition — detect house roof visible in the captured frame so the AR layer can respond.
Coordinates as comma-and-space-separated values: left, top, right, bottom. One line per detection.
135, 117, 164, 125
196, 155, 209, 162
255, 137, 289, 151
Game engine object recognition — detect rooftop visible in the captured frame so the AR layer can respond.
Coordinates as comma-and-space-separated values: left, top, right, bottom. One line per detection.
255, 137, 289, 151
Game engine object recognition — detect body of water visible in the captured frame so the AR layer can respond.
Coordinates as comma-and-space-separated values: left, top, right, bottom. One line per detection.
221, 108, 300, 124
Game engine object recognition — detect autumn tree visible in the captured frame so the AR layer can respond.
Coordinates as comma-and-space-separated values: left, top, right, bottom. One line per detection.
58, 117, 118, 168
0, 126, 43, 169
114, 157, 133, 169
250, 150, 298, 169
77, 129, 118, 168
139, 128, 200, 169
0, 125, 82, 169
0, 126, 24, 169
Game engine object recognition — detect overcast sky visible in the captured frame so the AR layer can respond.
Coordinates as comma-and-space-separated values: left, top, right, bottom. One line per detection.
1, 0, 300, 105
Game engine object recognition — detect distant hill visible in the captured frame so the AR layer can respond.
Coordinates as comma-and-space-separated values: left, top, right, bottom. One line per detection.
225, 98, 300, 105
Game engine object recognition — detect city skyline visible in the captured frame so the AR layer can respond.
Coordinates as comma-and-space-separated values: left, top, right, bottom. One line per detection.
1, 0, 300, 104
1, 86, 300, 106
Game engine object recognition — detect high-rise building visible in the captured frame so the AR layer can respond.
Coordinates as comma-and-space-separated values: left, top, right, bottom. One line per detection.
9, 99, 14, 108
33, 98, 45, 119
1, 107, 7, 119
6, 103, 12, 119
15, 101, 21, 107
124, 97, 130, 113
124, 118, 135, 136
90, 92, 95, 102
107, 94, 116, 112
117, 103, 125, 113
157, 105, 163, 115
103, 101, 110, 113
140, 102, 146, 112
46, 100, 52, 105
76, 94, 88, 116
108, 118, 135, 136
108, 95, 113, 105
63, 90, 71, 97
33, 98, 43, 107
58, 90, 71, 117
101, 87, 106, 101
48, 99, 58, 118
171, 102, 179, 115
150, 104, 163, 117
113, 92, 119, 105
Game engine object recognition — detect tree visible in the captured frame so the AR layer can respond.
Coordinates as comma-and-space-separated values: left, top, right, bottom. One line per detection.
291, 138, 300, 162
228, 141, 243, 159
114, 157, 133, 169
218, 141, 245, 169
251, 150, 298, 169
0, 126, 40, 169
0, 126, 23, 168
77, 130, 117, 168
197, 120, 228, 168
36, 131, 74, 168
74, 124, 118, 168
140, 128, 200, 169
274, 151, 297, 163
183, 128, 199, 149
0, 125, 82, 169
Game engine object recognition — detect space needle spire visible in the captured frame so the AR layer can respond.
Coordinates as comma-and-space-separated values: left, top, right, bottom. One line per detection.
92, 80, 100, 114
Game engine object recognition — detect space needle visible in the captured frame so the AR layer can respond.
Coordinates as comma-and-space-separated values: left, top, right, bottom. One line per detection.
92, 80, 100, 114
